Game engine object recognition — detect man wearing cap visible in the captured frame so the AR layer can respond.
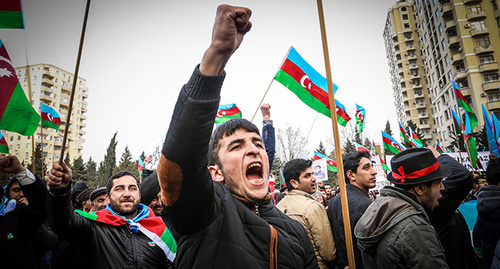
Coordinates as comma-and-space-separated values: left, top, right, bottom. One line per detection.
354, 148, 449, 268
90, 187, 107, 212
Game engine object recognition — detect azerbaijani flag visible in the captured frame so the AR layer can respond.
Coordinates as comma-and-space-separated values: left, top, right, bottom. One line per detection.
482, 103, 499, 158
355, 104, 366, 133
76, 207, 177, 262
40, 102, 61, 131
0, 39, 40, 136
464, 111, 478, 167
0, 132, 8, 153
274, 47, 351, 126
398, 121, 411, 143
451, 108, 462, 135
371, 140, 377, 156
491, 112, 500, 143
355, 142, 376, 157
0, 0, 24, 29
314, 151, 338, 172
215, 103, 242, 125
382, 131, 405, 154
279, 167, 286, 187
138, 157, 144, 175
436, 141, 444, 154
379, 156, 390, 171
409, 126, 423, 148
453, 81, 478, 131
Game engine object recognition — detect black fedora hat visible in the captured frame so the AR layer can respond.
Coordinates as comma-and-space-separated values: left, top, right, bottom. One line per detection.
387, 148, 451, 185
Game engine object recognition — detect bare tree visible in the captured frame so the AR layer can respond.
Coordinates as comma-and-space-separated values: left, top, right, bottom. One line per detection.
277, 125, 308, 164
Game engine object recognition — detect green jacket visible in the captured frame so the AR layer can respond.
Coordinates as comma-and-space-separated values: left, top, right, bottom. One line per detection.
354, 186, 448, 269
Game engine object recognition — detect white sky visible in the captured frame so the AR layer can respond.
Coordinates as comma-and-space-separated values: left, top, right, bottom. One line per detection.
2, 0, 400, 164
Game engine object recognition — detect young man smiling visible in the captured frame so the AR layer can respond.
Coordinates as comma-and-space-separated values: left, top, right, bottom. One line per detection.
157, 4, 317, 268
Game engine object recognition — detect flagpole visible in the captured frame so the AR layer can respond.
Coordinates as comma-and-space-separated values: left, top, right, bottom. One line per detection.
24, 65, 36, 173
298, 112, 319, 157
40, 124, 45, 177
316, 0, 356, 268
251, 77, 275, 122
59, 0, 91, 164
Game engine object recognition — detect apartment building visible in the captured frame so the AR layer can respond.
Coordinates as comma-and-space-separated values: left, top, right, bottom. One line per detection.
2, 63, 88, 167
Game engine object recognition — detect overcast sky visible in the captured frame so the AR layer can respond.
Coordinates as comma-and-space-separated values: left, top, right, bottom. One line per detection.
2, 0, 400, 164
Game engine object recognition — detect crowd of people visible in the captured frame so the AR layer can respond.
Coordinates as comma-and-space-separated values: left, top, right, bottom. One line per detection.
2, 4, 500, 268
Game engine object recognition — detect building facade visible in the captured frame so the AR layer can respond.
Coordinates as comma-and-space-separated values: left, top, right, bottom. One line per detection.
385, 0, 500, 151
2, 63, 88, 168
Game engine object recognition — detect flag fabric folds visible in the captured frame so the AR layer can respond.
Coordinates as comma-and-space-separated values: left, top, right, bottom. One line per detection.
371, 140, 377, 156
492, 112, 500, 144
436, 141, 444, 154
279, 167, 286, 187
215, 103, 242, 125
274, 46, 351, 126
408, 126, 423, 148
482, 103, 499, 158
398, 121, 410, 143
453, 81, 478, 131
0, 132, 8, 153
355, 104, 365, 133
0, 0, 24, 29
355, 142, 376, 157
379, 156, 390, 171
451, 108, 462, 135
382, 131, 405, 154
40, 102, 61, 131
464, 112, 478, 167
0, 39, 40, 136
314, 151, 338, 172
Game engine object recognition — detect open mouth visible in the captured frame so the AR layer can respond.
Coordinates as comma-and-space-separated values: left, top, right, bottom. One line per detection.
246, 162, 264, 185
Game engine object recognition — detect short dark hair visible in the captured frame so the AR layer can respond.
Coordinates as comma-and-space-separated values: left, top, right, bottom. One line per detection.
208, 118, 260, 167
474, 174, 487, 185
343, 151, 371, 184
486, 158, 500, 186
283, 158, 312, 192
106, 171, 140, 194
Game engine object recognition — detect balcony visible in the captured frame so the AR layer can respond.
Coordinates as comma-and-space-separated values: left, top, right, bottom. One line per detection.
475, 45, 494, 54
404, 35, 414, 41
411, 73, 421, 79
413, 84, 423, 89
409, 63, 419, 69
403, 28, 413, 34
466, 10, 487, 21
464, 0, 482, 3
419, 113, 429, 119
442, 3, 453, 17
470, 27, 490, 37
454, 69, 467, 80
420, 124, 431, 129
461, 88, 472, 97
452, 53, 464, 64
407, 54, 417, 60
487, 100, 500, 110
448, 36, 460, 48
40, 94, 53, 102
483, 81, 500, 91
445, 20, 457, 30
479, 62, 499, 73
41, 78, 54, 87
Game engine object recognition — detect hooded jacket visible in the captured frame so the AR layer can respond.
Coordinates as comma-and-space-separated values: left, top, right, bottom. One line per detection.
354, 186, 448, 269
158, 66, 318, 268
473, 185, 500, 266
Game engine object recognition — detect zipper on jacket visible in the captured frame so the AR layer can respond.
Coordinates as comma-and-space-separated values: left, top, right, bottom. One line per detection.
254, 203, 260, 216
269, 225, 278, 269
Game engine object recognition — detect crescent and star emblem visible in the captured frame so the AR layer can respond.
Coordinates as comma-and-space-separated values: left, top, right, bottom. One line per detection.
300, 75, 312, 90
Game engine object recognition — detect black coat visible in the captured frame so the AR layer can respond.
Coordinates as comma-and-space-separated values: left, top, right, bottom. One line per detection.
327, 184, 372, 268
160, 66, 318, 268
473, 185, 500, 267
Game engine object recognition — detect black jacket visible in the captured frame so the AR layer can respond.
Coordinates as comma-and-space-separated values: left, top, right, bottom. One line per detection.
327, 184, 372, 268
427, 154, 477, 269
473, 185, 500, 267
47, 185, 171, 269
159, 66, 318, 268
0, 175, 47, 269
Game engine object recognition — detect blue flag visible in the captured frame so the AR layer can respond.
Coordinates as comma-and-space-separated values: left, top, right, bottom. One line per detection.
482, 103, 499, 158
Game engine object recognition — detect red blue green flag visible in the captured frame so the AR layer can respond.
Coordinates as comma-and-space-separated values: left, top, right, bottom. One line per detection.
382, 131, 405, 154
408, 126, 423, 148
482, 103, 499, 158
355, 142, 376, 157
274, 47, 351, 126
451, 108, 462, 135
76, 207, 176, 262
138, 157, 145, 175
0, 39, 40, 135
279, 167, 286, 187
379, 156, 390, 171
398, 121, 411, 143
215, 103, 242, 125
436, 141, 444, 154
453, 81, 478, 131
0, 0, 24, 29
314, 151, 338, 172
0, 132, 8, 153
371, 140, 377, 156
355, 104, 365, 133
40, 102, 61, 131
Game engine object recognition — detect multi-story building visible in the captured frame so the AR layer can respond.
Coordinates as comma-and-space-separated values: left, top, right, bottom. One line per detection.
385, 0, 500, 151
384, 1, 435, 143
1, 63, 88, 168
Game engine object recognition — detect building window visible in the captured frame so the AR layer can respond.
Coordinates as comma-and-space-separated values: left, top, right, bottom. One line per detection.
493, 0, 498, 10
475, 36, 491, 48
471, 21, 486, 31
402, 14, 409, 20
488, 92, 500, 102
467, 4, 482, 13
479, 55, 495, 64
401, 7, 407, 12
404, 23, 410, 29
484, 73, 500, 82
9, 136, 13, 142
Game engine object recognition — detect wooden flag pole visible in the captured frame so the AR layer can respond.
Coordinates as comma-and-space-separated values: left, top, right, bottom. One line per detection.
251, 77, 275, 122
25, 66, 36, 173
316, 0, 356, 268
298, 112, 319, 157
59, 0, 91, 164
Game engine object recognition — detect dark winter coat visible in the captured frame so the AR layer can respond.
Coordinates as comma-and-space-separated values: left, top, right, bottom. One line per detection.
473, 185, 500, 267
158, 66, 318, 268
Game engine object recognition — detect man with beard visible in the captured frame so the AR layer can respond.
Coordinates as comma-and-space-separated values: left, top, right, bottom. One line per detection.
354, 148, 449, 268
47, 168, 176, 268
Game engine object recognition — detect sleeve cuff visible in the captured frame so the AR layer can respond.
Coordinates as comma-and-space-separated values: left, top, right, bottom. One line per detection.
16, 169, 36, 186
263, 119, 273, 126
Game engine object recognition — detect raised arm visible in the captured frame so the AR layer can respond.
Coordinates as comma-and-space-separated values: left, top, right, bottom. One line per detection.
261, 103, 275, 169
158, 5, 252, 235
